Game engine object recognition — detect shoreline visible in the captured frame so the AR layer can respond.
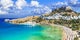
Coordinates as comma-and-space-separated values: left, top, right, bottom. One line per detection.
6, 15, 76, 40
10, 21, 67, 40
50, 24, 67, 40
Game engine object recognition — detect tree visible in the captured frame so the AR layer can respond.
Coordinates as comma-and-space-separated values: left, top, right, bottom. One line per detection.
74, 37, 79, 40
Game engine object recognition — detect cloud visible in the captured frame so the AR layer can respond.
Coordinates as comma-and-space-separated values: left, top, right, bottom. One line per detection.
0, 0, 14, 10
30, 0, 52, 14
31, 1, 40, 7
0, 10, 8, 14
33, 6, 52, 14
0, 0, 52, 16
55, 2, 68, 6
15, 0, 28, 9
70, 0, 78, 4
0, 0, 14, 15
43, 6, 52, 13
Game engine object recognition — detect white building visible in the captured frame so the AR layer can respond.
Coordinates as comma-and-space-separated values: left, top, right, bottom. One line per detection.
78, 15, 80, 19
61, 16, 71, 20
73, 16, 78, 20
43, 13, 62, 20
43, 13, 80, 20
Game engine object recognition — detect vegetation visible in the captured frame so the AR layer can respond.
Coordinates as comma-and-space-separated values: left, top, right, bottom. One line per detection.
53, 19, 80, 30
42, 6, 80, 31
74, 37, 79, 40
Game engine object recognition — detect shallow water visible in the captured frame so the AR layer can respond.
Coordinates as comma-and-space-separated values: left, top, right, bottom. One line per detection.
0, 21, 63, 40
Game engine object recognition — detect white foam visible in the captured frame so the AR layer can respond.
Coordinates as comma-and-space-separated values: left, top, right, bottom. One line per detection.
4, 19, 10, 22
20, 22, 36, 26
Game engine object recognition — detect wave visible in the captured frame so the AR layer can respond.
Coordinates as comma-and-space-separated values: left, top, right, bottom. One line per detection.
19, 22, 37, 27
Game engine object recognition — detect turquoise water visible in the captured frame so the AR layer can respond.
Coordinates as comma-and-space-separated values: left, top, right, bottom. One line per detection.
0, 21, 44, 40
0, 19, 63, 40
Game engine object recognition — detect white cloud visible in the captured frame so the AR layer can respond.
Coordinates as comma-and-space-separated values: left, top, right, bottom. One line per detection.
0, 0, 14, 10
33, 6, 52, 14
0, 10, 8, 14
30, 1, 52, 14
31, 1, 40, 7
55, 2, 68, 5
70, 0, 78, 4
0, 0, 52, 15
15, 0, 28, 9
0, 0, 13, 15
43, 6, 52, 13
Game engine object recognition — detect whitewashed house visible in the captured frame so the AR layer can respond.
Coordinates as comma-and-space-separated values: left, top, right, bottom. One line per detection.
73, 16, 78, 20
78, 15, 80, 19
43, 13, 62, 20
61, 16, 72, 20
52, 13, 62, 19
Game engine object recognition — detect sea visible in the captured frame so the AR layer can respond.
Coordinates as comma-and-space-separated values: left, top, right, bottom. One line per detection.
0, 18, 44, 40
0, 18, 62, 40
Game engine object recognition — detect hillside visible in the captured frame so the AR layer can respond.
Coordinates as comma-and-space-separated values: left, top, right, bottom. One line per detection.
43, 6, 79, 17
43, 6, 80, 30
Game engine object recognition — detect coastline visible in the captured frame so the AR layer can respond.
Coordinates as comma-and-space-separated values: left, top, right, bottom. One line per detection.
6, 15, 77, 40
50, 24, 67, 40
7, 20, 67, 40
62, 28, 67, 40
6, 16, 39, 24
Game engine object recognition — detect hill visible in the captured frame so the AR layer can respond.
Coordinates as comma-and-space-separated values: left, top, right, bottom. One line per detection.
43, 6, 79, 17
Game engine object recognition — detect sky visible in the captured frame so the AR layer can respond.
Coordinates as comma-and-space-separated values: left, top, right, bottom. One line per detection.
0, 0, 80, 18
